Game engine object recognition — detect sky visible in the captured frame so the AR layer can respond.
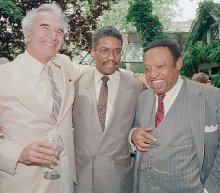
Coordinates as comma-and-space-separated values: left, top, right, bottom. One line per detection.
175, 0, 220, 22
175, 0, 201, 21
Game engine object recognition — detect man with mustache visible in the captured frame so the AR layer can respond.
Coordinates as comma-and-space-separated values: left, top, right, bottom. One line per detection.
73, 26, 143, 193
131, 39, 220, 193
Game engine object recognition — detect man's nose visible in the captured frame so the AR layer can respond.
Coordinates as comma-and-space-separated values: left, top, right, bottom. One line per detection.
49, 30, 58, 40
150, 68, 159, 78
107, 51, 115, 60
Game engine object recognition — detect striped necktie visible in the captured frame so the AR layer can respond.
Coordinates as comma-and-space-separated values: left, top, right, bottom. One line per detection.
97, 76, 109, 131
45, 65, 62, 121
155, 93, 165, 127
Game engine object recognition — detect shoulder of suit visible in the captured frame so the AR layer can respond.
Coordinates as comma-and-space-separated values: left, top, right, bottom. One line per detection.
0, 57, 18, 73
139, 87, 153, 97
52, 54, 72, 65
120, 70, 140, 82
184, 77, 220, 98
75, 68, 94, 82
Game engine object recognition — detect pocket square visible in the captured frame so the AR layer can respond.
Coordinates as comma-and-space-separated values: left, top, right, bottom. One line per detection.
205, 125, 218, 133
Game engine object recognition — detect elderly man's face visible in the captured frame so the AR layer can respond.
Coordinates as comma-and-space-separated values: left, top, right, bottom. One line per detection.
144, 46, 182, 94
26, 11, 64, 64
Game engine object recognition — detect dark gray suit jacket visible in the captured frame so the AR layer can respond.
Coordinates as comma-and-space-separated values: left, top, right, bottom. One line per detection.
133, 77, 220, 193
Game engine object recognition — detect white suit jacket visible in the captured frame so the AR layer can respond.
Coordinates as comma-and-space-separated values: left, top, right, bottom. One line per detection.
0, 53, 90, 193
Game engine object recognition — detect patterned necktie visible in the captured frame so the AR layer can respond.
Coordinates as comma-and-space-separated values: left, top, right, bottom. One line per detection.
155, 93, 165, 127
45, 65, 62, 121
97, 76, 109, 131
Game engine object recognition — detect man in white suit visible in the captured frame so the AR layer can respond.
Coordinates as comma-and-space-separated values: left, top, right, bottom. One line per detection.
73, 26, 143, 193
0, 3, 89, 193
131, 39, 220, 193
0, 57, 9, 65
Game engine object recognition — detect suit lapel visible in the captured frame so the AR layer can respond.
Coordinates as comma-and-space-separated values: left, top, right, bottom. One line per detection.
142, 90, 155, 127
184, 78, 205, 169
105, 72, 135, 132
82, 69, 102, 129
5, 64, 55, 123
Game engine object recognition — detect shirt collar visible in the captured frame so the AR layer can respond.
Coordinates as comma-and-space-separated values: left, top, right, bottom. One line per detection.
24, 51, 46, 78
163, 75, 183, 98
155, 75, 183, 98
94, 69, 120, 84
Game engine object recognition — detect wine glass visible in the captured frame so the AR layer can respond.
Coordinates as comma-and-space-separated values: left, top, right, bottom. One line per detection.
0, 129, 3, 139
43, 134, 63, 179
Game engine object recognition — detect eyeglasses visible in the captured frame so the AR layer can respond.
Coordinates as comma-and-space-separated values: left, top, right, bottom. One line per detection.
97, 48, 124, 58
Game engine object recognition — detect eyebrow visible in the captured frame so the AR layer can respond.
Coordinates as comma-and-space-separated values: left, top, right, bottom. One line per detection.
40, 24, 64, 33
40, 23, 49, 27
99, 47, 122, 50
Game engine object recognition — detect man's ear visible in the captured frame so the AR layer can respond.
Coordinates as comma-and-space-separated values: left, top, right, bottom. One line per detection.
176, 57, 183, 72
23, 29, 32, 42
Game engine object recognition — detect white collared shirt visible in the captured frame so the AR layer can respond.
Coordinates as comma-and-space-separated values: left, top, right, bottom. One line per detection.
155, 75, 183, 115
23, 51, 63, 114
94, 69, 120, 127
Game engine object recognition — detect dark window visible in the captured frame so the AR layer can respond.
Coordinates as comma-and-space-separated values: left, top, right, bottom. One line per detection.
211, 67, 220, 75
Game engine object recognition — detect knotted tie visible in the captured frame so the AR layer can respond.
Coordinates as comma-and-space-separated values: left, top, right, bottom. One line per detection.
97, 76, 109, 131
155, 93, 165, 127
45, 65, 62, 121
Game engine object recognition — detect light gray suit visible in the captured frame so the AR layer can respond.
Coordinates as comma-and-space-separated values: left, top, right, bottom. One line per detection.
133, 77, 220, 193
73, 69, 142, 193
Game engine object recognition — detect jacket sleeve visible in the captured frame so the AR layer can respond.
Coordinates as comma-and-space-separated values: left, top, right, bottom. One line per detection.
204, 91, 220, 192
0, 137, 24, 175
204, 134, 220, 192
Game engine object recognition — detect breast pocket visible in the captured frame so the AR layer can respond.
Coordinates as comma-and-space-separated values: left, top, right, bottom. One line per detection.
112, 154, 133, 167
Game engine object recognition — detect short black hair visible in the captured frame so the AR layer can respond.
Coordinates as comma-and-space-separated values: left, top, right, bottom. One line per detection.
144, 39, 182, 62
92, 26, 123, 48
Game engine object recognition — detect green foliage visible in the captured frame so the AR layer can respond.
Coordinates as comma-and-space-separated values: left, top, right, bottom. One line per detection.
182, 1, 220, 87
126, 0, 167, 48
0, 0, 25, 60
181, 40, 220, 78
151, 0, 179, 31
97, 0, 136, 32
0, 0, 23, 19
97, 0, 179, 32
0, 0, 116, 60
212, 72, 220, 88
184, 1, 220, 51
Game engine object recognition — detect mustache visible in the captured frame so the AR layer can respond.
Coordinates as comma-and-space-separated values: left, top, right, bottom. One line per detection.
103, 60, 119, 66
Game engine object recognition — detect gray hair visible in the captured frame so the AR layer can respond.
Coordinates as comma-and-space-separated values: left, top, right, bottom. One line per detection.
92, 26, 123, 48
22, 3, 69, 43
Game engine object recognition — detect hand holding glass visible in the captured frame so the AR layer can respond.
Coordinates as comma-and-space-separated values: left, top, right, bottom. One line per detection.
43, 134, 63, 179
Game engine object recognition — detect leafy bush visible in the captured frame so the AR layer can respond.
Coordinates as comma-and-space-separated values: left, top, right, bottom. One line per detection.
126, 0, 167, 48
181, 40, 220, 87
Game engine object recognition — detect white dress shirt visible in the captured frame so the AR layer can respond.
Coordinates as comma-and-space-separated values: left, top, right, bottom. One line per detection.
94, 69, 120, 127
23, 51, 63, 114
155, 75, 183, 115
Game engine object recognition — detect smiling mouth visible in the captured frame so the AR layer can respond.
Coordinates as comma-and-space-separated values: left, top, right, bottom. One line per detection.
151, 80, 163, 87
104, 62, 118, 67
44, 42, 57, 47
